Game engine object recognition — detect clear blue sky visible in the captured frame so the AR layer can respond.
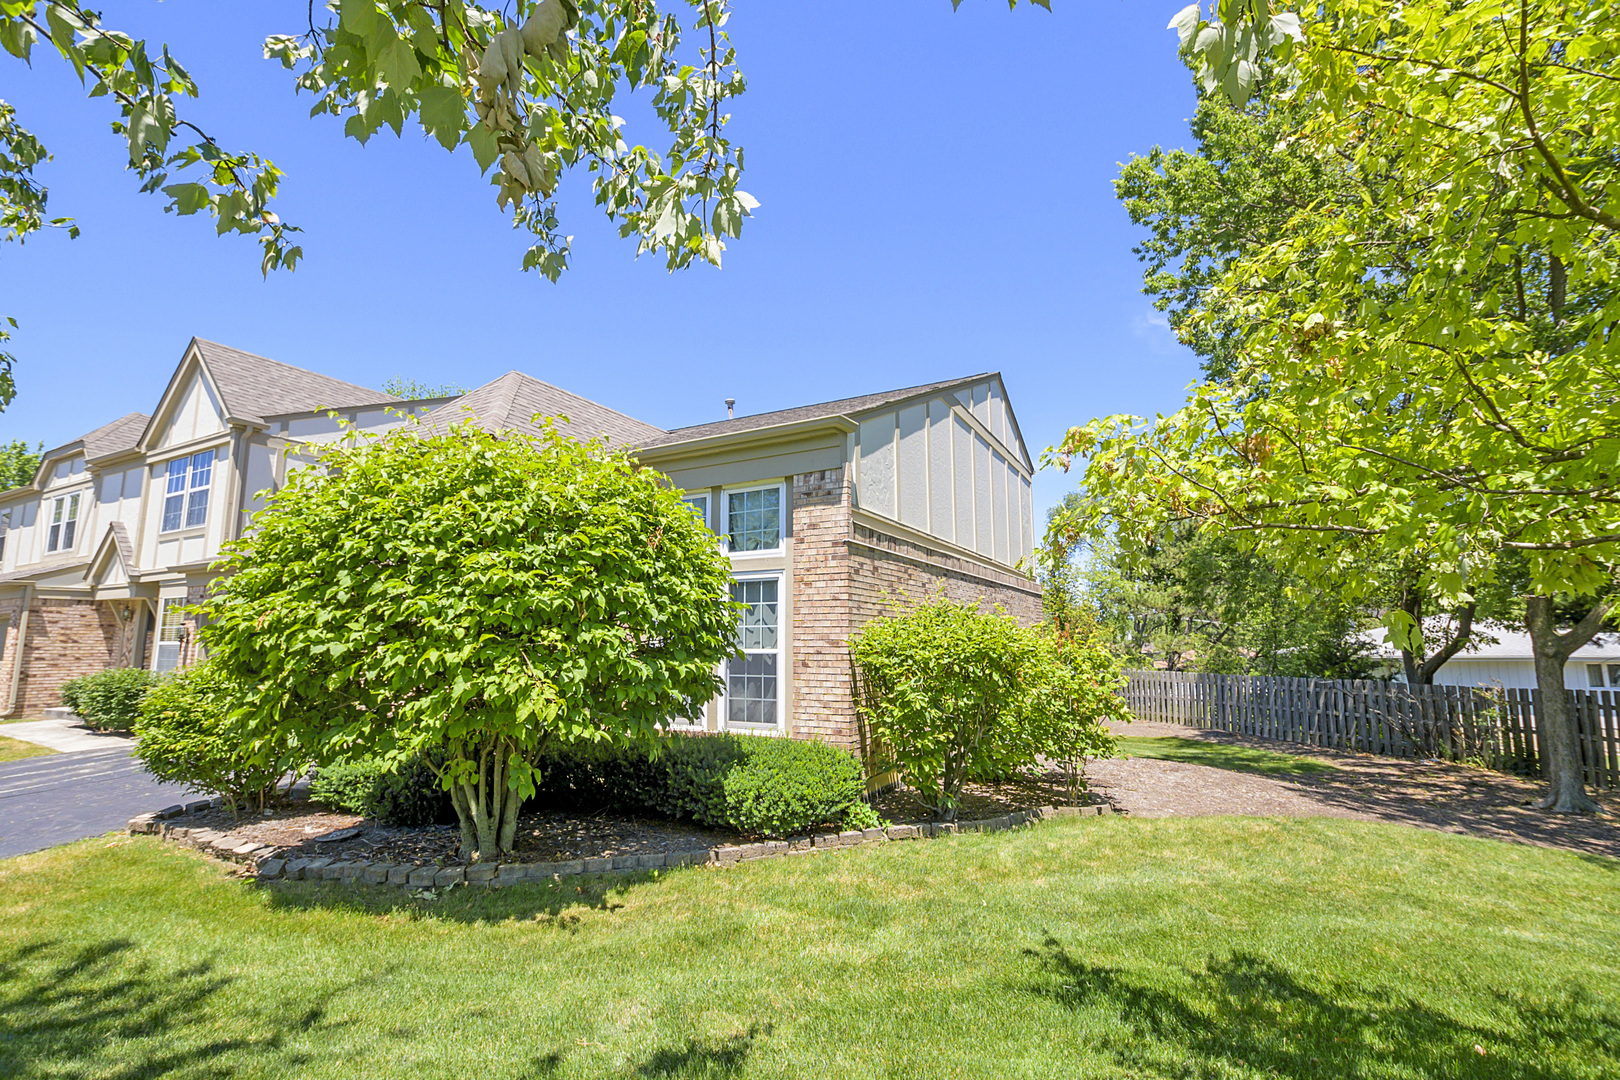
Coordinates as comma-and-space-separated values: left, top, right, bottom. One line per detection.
0, 0, 1202, 524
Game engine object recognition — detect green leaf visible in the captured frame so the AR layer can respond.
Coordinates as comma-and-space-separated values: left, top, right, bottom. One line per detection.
339, 0, 379, 38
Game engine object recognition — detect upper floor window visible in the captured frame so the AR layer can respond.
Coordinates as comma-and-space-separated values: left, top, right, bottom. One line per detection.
681, 494, 710, 529
0, 509, 9, 561
162, 451, 213, 533
724, 484, 782, 553
46, 493, 79, 553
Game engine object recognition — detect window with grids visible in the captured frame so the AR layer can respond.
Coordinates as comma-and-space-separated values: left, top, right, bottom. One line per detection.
726, 486, 781, 551
727, 577, 779, 726
154, 598, 187, 673
46, 493, 80, 552
161, 451, 214, 532
682, 494, 710, 530
0, 509, 8, 561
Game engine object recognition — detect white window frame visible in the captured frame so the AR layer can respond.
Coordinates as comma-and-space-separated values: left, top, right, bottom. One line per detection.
680, 493, 711, 531
0, 508, 9, 563
721, 482, 786, 555
724, 571, 783, 731
153, 597, 188, 673
45, 492, 81, 553
160, 450, 215, 534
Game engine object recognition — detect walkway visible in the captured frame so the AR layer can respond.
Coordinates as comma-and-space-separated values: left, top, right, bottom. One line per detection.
1087, 721, 1618, 859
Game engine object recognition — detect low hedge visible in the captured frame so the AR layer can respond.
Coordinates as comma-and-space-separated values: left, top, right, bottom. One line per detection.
534, 733, 880, 837
309, 734, 878, 838
59, 667, 161, 731
309, 754, 456, 826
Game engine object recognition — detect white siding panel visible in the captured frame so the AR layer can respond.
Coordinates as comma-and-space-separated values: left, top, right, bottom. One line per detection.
953, 415, 974, 546
973, 434, 992, 555
988, 381, 1007, 447
157, 373, 226, 448
991, 450, 1009, 564
971, 383, 990, 427
896, 403, 928, 529
858, 413, 897, 518
927, 400, 955, 544
1020, 475, 1034, 562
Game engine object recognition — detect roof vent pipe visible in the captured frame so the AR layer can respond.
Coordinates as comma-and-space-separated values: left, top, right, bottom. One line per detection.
725, 398, 735, 419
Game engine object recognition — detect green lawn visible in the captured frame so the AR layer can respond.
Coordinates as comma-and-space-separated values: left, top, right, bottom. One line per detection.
1, 818, 1616, 1079
0, 733, 53, 763
1116, 734, 1339, 776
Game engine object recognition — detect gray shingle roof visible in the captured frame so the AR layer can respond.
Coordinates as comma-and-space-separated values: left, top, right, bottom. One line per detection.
420, 371, 664, 445
79, 412, 150, 462
636, 374, 992, 449
192, 338, 398, 425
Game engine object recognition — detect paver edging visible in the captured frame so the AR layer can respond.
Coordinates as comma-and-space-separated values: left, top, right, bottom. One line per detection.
128, 799, 1115, 888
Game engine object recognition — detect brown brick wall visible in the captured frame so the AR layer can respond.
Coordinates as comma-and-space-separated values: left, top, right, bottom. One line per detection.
789, 469, 856, 747
0, 598, 126, 717
788, 469, 1043, 751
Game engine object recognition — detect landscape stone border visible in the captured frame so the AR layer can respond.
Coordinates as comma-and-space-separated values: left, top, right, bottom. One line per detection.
127, 799, 1116, 888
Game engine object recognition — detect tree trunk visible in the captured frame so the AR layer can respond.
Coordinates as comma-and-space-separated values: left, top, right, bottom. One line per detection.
1397, 590, 1476, 686
447, 739, 524, 859
1525, 595, 1605, 813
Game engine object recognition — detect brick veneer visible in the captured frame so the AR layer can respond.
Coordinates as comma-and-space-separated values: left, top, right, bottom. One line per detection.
789, 467, 1043, 750
0, 598, 125, 717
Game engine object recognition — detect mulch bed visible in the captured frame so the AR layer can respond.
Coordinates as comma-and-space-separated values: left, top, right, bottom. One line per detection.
187, 765, 1100, 866
871, 764, 1104, 823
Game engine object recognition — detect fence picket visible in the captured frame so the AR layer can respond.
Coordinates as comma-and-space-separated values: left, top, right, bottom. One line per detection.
1121, 670, 1615, 789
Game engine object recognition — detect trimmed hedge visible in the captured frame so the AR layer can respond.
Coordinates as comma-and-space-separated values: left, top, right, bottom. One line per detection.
309, 754, 456, 826
534, 733, 879, 837
59, 667, 161, 732
309, 734, 878, 837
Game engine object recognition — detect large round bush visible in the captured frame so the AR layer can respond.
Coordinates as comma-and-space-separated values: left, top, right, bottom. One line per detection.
201, 419, 737, 858
59, 667, 160, 731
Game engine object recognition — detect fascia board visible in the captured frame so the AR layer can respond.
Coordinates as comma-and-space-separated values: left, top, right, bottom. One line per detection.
636, 415, 859, 463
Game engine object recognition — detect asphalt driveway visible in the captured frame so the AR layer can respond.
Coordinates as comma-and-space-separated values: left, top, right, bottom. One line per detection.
0, 748, 192, 860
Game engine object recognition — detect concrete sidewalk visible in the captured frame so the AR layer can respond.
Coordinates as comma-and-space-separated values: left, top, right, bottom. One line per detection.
1, 717, 133, 753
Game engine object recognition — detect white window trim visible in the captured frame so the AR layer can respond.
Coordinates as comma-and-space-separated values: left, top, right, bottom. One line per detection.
152, 596, 189, 673
723, 569, 784, 732
720, 481, 786, 556
159, 449, 216, 535
680, 493, 711, 531
45, 491, 83, 554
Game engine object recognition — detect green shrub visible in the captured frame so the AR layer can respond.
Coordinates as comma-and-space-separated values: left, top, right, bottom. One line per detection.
309, 760, 384, 815
58, 667, 161, 731
310, 754, 456, 826
532, 733, 877, 837
132, 661, 303, 814
718, 737, 879, 836
851, 601, 1128, 818
850, 598, 1037, 821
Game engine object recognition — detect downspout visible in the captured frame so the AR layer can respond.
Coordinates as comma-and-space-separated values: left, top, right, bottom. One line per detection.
5, 583, 34, 716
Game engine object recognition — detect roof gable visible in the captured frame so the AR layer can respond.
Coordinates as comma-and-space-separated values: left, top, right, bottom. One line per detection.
140, 338, 398, 449
420, 371, 664, 445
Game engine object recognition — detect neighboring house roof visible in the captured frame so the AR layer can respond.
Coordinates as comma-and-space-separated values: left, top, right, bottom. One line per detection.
1364, 626, 1620, 662
80, 412, 150, 462
420, 371, 665, 445
637, 373, 993, 449
189, 338, 399, 426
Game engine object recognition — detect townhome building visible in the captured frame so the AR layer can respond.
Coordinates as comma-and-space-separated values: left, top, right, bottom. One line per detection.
0, 338, 1041, 749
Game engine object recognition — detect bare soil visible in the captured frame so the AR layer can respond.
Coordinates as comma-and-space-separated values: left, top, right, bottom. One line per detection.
869, 765, 1104, 823
1090, 721, 1619, 859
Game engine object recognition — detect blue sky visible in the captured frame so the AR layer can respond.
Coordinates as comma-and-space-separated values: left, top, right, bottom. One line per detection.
0, 0, 1202, 523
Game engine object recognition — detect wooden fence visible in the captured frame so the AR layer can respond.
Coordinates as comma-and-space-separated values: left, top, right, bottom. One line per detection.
1123, 670, 1620, 790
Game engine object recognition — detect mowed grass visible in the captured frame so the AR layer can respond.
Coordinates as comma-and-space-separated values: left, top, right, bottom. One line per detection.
0, 733, 54, 763
1, 818, 1617, 1079
1117, 734, 1339, 776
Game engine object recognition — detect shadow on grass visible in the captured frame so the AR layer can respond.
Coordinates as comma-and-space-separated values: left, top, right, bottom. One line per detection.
1116, 736, 1338, 776
0, 936, 376, 1078
1023, 934, 1619, 1079
634, 1023, 771, 1077
261, 870, 662, 926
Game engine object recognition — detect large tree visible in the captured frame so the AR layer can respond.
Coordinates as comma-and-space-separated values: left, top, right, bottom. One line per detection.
0, 0, 753, 403
1058, 0, 1620, 811
202, 419, 738, 858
